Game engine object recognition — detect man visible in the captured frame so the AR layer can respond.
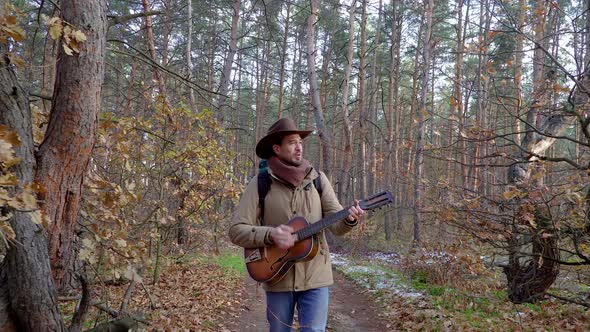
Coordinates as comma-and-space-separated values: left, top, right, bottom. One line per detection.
229, 118, 364, 332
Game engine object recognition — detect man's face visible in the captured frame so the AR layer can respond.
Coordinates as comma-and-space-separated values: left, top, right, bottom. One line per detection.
273, 133, 303, 166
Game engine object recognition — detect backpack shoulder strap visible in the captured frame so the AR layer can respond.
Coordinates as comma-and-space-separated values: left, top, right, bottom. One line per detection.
313, 171, 323, 198
257, 170, 271, 222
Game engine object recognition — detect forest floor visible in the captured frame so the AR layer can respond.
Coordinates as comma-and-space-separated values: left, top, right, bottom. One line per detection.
221, 251, 590, 332
72, 249, 590, 331
224, 269, 391, 332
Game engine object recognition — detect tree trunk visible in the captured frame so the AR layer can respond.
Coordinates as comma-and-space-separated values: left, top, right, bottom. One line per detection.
458, 1, 471, 188
319, 23, 335, 121
291, 28, 304, 124
505, 208, 560, 303
35, 0, 107, 292
367, 0, 383, 196
41, 9, 58, 115
393, 2, 403, 231
450, 0, 464, 187
141, 0, 167, 98
357, 0, 368, 199
406, 19, 425, 182
0, 47, 66, 332
253, 35, 270, 174
278, 2, 291, 119
513, 0, 525, 148
338, 0, 357, 202
307, 0, 334, 180
413, 0, 434, 247
505, 0, 568, 303
385, 0, 401, 240
186, 0, 196, 109
0, 0, 112, 326
218, 0, 241, 125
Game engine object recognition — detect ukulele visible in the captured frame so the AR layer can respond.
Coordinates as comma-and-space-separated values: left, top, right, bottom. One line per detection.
244, 191, 393, 285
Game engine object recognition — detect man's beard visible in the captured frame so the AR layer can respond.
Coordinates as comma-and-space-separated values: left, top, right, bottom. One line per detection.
281, 157, 302, 167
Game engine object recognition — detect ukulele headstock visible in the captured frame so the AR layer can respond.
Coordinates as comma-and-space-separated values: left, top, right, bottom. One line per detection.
359, 191, 393, 211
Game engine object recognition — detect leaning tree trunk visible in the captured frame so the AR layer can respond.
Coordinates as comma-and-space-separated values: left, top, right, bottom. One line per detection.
503, 0, 572, 303
35, 0, 108, 291
504, 206, 560, 303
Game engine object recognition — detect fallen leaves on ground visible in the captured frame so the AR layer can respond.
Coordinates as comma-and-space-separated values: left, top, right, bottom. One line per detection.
104, 259, 245, 331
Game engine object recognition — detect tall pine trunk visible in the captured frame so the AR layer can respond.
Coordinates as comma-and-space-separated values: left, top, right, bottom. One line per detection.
218, 0, 241, 125
413, 0, 434, 247
186, 0, 196, 109
386, 0, 401, 239
338, 0, 357, 202
307, 0, 334, 180
278, 2, 291, 119
357, 0, 368, 198
367, 0, 383, 196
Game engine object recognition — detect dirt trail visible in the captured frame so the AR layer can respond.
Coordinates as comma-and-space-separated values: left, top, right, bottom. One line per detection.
225, 270, 390, 332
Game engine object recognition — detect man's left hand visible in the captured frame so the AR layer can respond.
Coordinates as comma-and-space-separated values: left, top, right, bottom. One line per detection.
346, 200, 364, 223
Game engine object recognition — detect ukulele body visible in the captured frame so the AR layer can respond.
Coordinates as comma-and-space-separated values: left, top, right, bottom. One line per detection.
244, 216, 319, 285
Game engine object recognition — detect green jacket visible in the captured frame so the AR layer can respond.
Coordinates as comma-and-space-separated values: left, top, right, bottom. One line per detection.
228, 167, 356, 292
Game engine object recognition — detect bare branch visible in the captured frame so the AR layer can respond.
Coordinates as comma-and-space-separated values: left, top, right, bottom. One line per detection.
108, 11, 163, 28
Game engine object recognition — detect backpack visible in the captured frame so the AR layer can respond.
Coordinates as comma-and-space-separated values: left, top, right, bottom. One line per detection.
257, 169, 322, 221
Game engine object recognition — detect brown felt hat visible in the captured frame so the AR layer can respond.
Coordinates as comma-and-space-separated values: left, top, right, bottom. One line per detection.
256, 118, 313, 159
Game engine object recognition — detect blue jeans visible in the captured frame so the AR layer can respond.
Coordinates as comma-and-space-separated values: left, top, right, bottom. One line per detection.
266, 287, 329, 332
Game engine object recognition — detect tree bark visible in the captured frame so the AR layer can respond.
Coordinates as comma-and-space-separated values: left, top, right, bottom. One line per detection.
386, 0, 401, 240
141, 0, 167, 98
357, 0, 368, 199
450, 0, 464, 187
393, 2, 403, 231
291, 27, 304, 124
406, 16, 424, 199
34, 0, 107, 292
218, 0, 241, 125
367, 0, 383, 196
277, 2, 291, 119
504, 0, 567, 303
307, 0, 334, 180
338, 0, 357, 202
0, 66, 66, 330
186, 0, 196, 109
0, 4, 74, 328
384, 1, 399, 241
413, 0, 434, 247
206, 1, 217, 92
513, 0, 525, 147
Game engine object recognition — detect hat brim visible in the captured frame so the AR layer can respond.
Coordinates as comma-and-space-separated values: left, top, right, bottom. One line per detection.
255, 130, 313, 159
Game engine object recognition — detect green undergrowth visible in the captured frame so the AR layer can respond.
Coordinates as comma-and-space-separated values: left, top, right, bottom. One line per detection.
213, 250, 246, 276
175, 250, 245, 277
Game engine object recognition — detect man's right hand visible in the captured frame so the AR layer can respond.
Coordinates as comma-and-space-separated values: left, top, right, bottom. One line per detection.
270, 224, 296, 249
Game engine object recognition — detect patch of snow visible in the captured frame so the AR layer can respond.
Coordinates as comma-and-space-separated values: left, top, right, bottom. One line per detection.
330, 253, 424, 300
422, 251, 457, 265
330, 252, 347, 267
369, 252, 401, 265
